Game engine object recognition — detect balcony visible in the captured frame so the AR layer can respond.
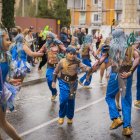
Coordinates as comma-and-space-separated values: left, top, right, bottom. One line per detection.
79, 19, 86, 25
91, 21, 102, 26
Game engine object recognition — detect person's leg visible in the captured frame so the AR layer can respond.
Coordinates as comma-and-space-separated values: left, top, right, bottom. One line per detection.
115, 92, 121, 111
0, 107, 21, 140
120, 75, 133, 135
100, 63, 105, 83
121, 76, 132, 128
67, 99, 75, 119
46, 68, 57, 101
82, 59, 92, 86
58, 79, 70, 124
136, 65, 140, 100
134, 65, 140, 108
105, 73, 122, 129
79, 59, 88, 84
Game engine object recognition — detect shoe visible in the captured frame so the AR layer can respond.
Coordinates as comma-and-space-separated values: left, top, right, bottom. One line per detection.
67, 118, 73, 124
134, 100, 140, 109
122, 127, 133, 136
110, 117, 123, 130
51, 94, 57, 102
58, 118, 64, 125
78, 81, 84, 86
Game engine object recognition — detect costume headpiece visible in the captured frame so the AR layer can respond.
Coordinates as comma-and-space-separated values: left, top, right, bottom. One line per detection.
83, 34, 93, 45
66, 47, 76, 54
109, 28, 128, 62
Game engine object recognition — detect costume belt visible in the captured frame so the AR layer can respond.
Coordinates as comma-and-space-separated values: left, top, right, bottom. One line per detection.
60, 73, 77, 82
47, 63, 57, 68
82, 55, 90, 59
112, 65, 132, 73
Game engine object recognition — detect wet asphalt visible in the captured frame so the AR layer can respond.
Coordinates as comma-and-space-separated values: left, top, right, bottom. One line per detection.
1, 71, 140, 140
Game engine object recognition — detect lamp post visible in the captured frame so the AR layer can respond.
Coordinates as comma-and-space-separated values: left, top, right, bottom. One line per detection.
72, 0, 75, 34
35, 0, 38, 16
22, 0, 24, 17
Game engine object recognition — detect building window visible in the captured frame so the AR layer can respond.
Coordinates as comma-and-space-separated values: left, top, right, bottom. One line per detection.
93, 0, 98, 4
92, 12, 102, 25
79, 12, 86, 25
116, 13, 122, 22
94, 14, 98, 21
81, 0, 86, 10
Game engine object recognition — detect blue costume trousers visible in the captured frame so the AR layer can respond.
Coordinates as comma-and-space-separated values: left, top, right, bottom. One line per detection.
79, 58, 92, 86
136, 65, 140, 100
105, 72, 132, 128
58, 79, 78, 119
46, 67, 57, 96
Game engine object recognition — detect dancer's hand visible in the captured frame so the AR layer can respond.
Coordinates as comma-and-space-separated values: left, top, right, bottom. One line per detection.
120, 71, 132, 79
10, 78, 22, 86
52, 82, 56, 89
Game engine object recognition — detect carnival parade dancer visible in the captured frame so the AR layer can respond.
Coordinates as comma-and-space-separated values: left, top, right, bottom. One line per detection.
95, 37, 111, 83
10, 28, 43, 81
69, 36, 81, 59
133, 36, 140, 109
38, 31, 66, 101
0, 27, 23, 140
88, 29, 139, 136
94, 37, 121, 111
79, 34, 94, 88
52, 47, 91, 125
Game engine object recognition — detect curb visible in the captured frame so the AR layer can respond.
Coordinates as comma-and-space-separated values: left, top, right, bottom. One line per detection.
22, 78, 46, 87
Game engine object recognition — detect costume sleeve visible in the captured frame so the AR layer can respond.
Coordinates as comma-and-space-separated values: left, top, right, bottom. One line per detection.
52, 61, 62, 82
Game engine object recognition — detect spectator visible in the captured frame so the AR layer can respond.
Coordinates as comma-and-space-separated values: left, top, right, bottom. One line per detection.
60, 27, 70, 48
94, 30, 103, 50
79, 28, 86, 45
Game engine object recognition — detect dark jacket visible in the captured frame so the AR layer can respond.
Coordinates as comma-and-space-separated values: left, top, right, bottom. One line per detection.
60, 32, 69, 48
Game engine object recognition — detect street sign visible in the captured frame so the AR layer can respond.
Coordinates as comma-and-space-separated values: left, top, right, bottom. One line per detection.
67, 0, 81, 9
57, 20, 61, 25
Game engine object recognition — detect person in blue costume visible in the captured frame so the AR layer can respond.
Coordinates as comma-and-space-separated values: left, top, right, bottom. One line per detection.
0, 28, 22, 140
132, 35, 140, 109
88, 29, 140, 136
94, 37, 111, 83
52, 47, 91, 125
38, 31, 66, 101
79, 34, 94, 88
10, 28, 43, 81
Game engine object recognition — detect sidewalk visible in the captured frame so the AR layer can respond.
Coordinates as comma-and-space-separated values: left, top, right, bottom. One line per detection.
22, 64, 46, 87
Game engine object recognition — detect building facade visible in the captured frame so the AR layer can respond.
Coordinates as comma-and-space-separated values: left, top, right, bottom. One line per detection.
71, 0, 140, 34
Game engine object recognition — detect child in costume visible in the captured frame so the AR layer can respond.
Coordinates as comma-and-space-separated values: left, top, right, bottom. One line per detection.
52, 47, 91, 125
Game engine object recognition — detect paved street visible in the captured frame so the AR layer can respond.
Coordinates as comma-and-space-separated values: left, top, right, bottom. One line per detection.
1, 71, 140, 140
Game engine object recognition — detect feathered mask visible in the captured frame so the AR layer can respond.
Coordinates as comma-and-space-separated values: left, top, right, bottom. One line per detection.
109, 29, 134, 63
